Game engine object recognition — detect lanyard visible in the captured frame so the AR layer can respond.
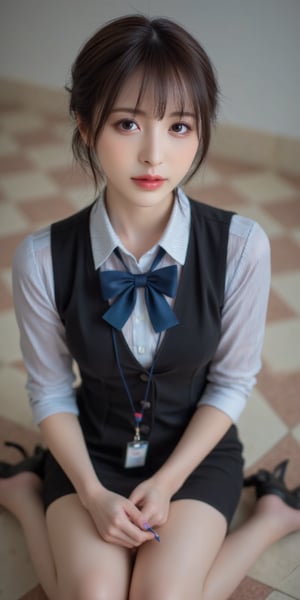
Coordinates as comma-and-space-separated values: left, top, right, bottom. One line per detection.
110, 247, 166, 441
112, 329, 161, 441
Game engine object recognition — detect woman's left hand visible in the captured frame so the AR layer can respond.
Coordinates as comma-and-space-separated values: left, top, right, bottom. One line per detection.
129, 476, 171, 529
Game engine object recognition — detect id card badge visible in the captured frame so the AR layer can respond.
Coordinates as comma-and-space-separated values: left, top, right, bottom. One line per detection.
125, 440, 149, 468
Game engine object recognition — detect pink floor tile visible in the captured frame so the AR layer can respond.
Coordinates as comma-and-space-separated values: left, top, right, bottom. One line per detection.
229, 576, 273, 600
263, 197, 300, 228
208, 156, 264, 177
267, 288, 298, 323
0, 279, 12, 311
0, 154, 36, 174
14, 129, 65, 147
47, 164, 91, 189
19, 195, 76, 223
0, 231, 30, 269
269, 235, 300, 273
257, 365, 300, 428
280, 172, 300, 190
191, 182, 248, 207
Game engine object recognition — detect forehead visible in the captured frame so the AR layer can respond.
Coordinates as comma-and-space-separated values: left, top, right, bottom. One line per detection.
112, 70, 194, 115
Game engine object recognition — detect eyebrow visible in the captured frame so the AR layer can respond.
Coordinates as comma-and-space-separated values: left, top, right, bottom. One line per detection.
110, 107, 196, 118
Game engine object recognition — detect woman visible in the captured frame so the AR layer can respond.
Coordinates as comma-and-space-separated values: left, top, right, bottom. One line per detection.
1, 14, 300, 600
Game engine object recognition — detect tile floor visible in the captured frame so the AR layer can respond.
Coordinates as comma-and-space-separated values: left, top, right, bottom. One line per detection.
0, 101, 299, 600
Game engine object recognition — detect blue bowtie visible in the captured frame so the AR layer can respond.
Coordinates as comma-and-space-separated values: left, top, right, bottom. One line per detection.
99, 247, 179, 333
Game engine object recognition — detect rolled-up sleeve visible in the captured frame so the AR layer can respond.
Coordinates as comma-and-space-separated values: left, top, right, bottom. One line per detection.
198, 215, 271, 422
12, 228, 79, 425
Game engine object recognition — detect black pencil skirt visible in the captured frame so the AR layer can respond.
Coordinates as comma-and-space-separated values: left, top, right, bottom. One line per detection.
43, 424, 244, 526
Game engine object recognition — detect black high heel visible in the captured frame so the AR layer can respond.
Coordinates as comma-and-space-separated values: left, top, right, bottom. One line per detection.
0, 441, 46, 479
244, 460, 300, 509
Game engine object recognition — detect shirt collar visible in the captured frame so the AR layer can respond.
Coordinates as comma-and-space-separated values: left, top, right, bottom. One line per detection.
90, 187, 191, 269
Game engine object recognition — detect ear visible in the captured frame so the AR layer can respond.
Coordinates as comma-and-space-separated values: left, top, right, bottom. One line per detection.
75, 112, 89, 145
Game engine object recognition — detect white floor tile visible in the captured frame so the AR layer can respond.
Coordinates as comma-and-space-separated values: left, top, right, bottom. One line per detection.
1, 172, 59, 202
0, 269, 13, 294
271, 272, 300, 316
0, 311, 22, 363
279, 565, 300, 597
186, 164, 222, 188
291, 229, 300, 245
292, 423, 300, 444
237, 388, 288, 468
0, 111, 45, 133
65, 185, 96, 211
0, 366, 34, 427
0, 512, 37, 600
237, 205, 284, 237
249, 531, 300, 591
231, 172, 299, 204
27, 143, 73, 169
263, 318, 300, 372
267, 592, 299, 600
0, 202, 29, 235
0, 133, 18, 156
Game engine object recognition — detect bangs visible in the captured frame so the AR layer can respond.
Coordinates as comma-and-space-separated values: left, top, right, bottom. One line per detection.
131, 61, 201, 128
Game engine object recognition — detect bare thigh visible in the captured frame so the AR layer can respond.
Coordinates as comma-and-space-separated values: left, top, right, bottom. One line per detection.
46, 493, 132, 600
129, 499, 227, 600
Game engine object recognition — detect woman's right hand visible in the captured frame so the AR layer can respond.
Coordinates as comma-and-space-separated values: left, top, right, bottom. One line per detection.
83, 485, 154, 548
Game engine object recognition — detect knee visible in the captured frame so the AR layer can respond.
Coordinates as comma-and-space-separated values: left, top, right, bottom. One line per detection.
130, 575, 207, 600
130, 582, 195, 600
60, 571, 125, 600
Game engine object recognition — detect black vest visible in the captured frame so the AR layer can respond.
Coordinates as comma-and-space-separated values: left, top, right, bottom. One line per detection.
51, 198, 233, 469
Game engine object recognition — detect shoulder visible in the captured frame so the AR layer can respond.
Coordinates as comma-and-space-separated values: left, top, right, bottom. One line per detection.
13, 226, 51, 279
225, 214, 271, 293
229, 213, 270, 265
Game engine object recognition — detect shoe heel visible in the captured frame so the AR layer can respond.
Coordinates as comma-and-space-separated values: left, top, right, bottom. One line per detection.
273, 460, 289, 483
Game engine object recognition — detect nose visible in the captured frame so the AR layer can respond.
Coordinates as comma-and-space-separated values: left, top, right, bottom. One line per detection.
138, 126, 163, 167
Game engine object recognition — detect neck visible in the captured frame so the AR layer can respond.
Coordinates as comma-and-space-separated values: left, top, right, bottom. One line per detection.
104, 190, 175, 259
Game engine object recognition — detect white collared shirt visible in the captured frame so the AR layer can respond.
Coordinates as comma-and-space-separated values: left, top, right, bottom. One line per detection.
12, 189, 271, 425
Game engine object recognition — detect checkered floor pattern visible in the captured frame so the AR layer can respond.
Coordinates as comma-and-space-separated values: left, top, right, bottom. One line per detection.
0, 101, 300, 600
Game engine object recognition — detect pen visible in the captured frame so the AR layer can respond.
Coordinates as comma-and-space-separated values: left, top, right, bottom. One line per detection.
143, 522, 161, 542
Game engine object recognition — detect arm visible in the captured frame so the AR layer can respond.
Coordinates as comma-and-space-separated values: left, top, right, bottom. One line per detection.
152, 405, 232, 495
130, 218, 271, 523
130, 405, 232, 524
40, 413, 152, 547
13, 233, 152, 547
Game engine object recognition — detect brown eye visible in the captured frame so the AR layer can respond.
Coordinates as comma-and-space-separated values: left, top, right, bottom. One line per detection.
171, 123, 191, 134
117, 119, 138, 131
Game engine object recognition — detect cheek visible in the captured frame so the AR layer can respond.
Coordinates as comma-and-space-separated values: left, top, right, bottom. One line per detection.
176, 139, 199, 169
96, 137, 127, 171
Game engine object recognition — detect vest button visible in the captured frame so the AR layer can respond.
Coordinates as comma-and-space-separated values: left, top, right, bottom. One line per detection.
140, 424, 150, 435
140, 373, 149, 382
141, 400, 151, 409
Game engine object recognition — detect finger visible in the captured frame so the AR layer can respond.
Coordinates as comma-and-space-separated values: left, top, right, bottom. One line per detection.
124, 498, 146, 528
105, 518, 152, 548
128, 488, 145, 509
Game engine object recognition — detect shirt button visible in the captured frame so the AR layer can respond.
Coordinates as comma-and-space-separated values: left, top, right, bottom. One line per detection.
140, 373, 149, 382
138, 345, 145, 354
136, 313, 145, 322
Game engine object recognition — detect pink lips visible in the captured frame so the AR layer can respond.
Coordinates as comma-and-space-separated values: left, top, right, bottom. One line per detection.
131, 175, 166, 190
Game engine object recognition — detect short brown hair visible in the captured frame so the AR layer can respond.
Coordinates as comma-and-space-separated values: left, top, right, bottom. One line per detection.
67, 14, 219, 189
